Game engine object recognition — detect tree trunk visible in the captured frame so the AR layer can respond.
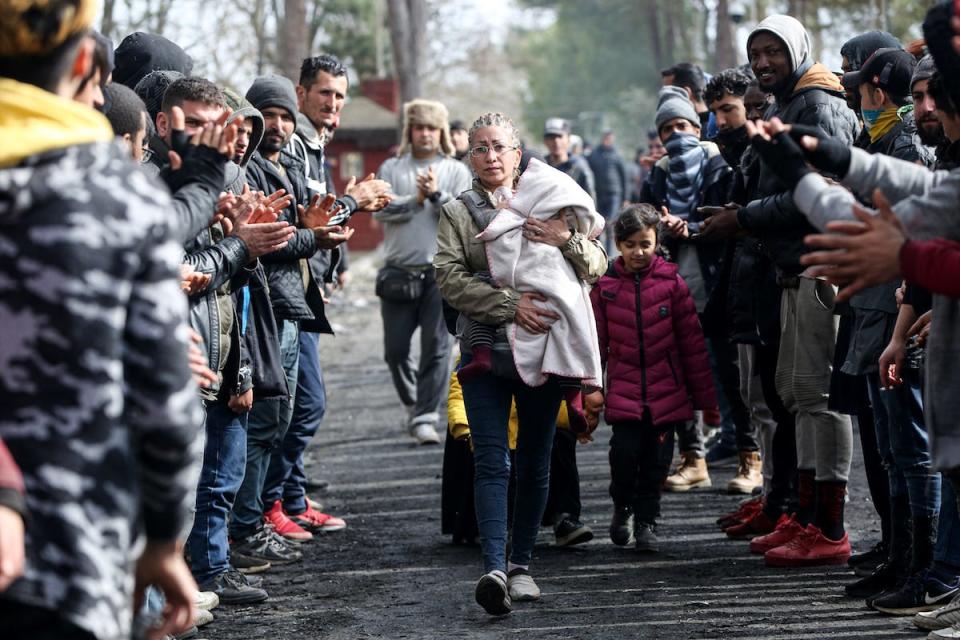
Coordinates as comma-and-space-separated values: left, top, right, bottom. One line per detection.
715, 0, 737, 69
386, 0, 426, 105
101, 0, 118, 40
646, 0, 665, 72
280, 0, 308, 83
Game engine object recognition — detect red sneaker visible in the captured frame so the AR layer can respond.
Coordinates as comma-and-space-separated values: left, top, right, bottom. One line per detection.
288, 503, 347, 533
264, 500, 313, 541
749, 513, 804, 554
725, 508, 778, 539
717, 497, 763, 529
764, 524, 851, 567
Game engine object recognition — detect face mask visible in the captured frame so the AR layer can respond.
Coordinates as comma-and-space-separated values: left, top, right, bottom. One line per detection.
716, 126, 749, 165
861, 107, 884, 131
663, 130, 701, 156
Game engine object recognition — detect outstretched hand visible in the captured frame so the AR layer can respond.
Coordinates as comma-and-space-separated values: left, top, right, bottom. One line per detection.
167, 106, 239, 170
800, 189, 907, 302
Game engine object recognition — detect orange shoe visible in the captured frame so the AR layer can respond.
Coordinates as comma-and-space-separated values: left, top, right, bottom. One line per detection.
725, 508, 778, 539
264, 500, 313, 541
749, 514, 804, 554
764, 525, 851, 567
287, 503, 347, 533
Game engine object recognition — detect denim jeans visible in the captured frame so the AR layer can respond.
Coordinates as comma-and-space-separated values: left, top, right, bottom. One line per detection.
230, 318, 300, 538
187, 402, 248, 585
867, 373, 940, 518
262, 330, 327, 514
460, 354, 562, 573
936, 478, 960, 570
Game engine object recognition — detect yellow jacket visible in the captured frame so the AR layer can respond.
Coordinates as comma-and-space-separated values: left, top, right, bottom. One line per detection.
447, 364, 570, 450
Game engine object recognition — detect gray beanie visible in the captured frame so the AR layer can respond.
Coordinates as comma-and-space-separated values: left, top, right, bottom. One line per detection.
134, 70, 183, 126
912, 54, 937, 90
655, 86, 700, 132
246, 74, 299, 125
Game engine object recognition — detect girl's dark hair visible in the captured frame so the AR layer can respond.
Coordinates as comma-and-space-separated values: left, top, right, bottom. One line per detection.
614, 203, 661, 242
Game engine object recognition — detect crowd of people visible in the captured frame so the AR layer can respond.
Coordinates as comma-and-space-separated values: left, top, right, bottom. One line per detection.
6, 0, 960, 639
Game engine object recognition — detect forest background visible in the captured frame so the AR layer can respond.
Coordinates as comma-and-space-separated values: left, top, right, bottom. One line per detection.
98, 0, 930, 154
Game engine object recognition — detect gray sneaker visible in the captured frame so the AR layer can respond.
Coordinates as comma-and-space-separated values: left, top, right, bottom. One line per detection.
507, 568, 541, 601
231, 527, 302, 565
475, 570, 511, 615
917, 592, 960, 631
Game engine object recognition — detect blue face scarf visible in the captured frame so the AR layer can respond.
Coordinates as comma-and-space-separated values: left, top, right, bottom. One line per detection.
860, 107, 884, 132
663, 131, 708, 222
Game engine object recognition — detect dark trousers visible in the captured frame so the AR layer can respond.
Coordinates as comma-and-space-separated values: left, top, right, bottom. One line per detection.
0, 601, 96, 639
609, 417, 677, 524
757, 341, 797, 514
543, 428, 582, 523
262, 330, 327, 514
708, 334, 758, 451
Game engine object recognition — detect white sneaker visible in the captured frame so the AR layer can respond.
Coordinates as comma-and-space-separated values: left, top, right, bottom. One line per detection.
507, 569, 541, 601
475, 570, 511, 615
411, 423, 441, 445
195, 590, 220, 611
929, 624, 960, 639
195, 608, 214, 627
918, 593, 960, 631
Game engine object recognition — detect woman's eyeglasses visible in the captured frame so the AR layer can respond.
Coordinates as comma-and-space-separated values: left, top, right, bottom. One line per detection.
469, 144, 519, 158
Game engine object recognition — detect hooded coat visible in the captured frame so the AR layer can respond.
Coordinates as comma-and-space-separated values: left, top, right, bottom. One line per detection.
591, 256, 717, 426
736, 15, 859, 277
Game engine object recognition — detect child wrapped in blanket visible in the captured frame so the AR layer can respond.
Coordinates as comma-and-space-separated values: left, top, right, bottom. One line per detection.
456, 158, 606, 432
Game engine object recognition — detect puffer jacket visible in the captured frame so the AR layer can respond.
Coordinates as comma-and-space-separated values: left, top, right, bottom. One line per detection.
735, 61, 859, 276
592, 256, 716, 426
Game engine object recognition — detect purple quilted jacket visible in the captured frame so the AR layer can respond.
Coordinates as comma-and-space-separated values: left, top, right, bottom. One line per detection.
591, 255, 717, 426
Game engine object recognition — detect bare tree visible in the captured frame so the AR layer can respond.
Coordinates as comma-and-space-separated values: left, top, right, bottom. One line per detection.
715, 0, 737, 70
386, 0, 427, 104
280, 0, 308, 81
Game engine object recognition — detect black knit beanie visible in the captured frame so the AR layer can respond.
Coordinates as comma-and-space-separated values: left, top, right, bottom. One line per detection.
134, 70, 184, 126
923, 2, 960, 112
245, 74, 299, 126
114, 32, 193, 89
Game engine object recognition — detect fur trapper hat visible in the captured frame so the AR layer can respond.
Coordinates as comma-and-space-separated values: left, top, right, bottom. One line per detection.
398, 99, 454, 157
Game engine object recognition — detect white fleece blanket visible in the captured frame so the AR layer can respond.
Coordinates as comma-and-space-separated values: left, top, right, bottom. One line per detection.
476, 158, 605, 387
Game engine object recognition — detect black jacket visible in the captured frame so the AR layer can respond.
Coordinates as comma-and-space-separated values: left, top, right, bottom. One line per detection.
735, 63, 859, 276
587, 145, 628, 199
245, 149, 333, 332
640, 143, 734, 336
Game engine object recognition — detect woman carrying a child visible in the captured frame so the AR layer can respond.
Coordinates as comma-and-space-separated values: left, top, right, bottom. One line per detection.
434, 112, 606, 616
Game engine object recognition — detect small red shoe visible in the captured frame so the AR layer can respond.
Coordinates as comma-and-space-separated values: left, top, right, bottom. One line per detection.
764, 525, 851, 567
265, 500, 313, 541
717, 497, 763, 529
749, 513, 804, 554
288, 503, 347, 533
725, 508, 778, 539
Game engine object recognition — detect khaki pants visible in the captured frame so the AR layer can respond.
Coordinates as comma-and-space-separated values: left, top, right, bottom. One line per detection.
776, 277, 853, 482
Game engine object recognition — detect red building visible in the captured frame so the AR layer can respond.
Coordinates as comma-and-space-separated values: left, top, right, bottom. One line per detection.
327, 78, 400, 250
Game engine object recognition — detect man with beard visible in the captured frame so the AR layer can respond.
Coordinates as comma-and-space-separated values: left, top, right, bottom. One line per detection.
258, 55, 392, 539
912, 56, 949, 163
701, 15, 859, 567
375, 100, 471, 445
230, 74, 352, 557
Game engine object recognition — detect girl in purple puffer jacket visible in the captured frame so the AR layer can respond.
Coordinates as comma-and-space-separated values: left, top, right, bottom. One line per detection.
591, 204, 717, 552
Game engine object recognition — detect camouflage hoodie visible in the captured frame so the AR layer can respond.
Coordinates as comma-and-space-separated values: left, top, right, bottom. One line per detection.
0, 78, 204, 639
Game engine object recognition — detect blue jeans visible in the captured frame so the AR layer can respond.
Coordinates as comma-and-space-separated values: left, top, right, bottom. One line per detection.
230, 318, 300, 538
936, 479, 960, 570
460, 355, 562, 573
188, 402, 248, 584
867, 373, 940, 518
262, 330, 327, 514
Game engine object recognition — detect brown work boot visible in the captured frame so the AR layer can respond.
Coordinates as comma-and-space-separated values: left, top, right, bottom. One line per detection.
664, 452, 711, 492
727, 451, 762, 495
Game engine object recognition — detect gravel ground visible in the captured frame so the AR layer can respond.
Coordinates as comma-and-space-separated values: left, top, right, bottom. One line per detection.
206, 251, 921, 640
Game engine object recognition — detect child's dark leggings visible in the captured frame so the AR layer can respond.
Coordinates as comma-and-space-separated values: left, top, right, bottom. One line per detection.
609, 416, 680, 525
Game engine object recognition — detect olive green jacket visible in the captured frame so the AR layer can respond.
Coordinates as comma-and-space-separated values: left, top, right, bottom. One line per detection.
434, 184, 608, 326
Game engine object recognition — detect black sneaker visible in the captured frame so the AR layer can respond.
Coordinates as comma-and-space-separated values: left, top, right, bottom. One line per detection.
849, 541, 888, 574
610, 506, 634, 546
554, 516, 594, 547
475, 570, 511, 615
845, 562, 901, 599
231, 527, 303, 565
634, 522, 659, 553
873, 571, 953, 615
199, 569, 269, 605
231, 550, 271, 574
